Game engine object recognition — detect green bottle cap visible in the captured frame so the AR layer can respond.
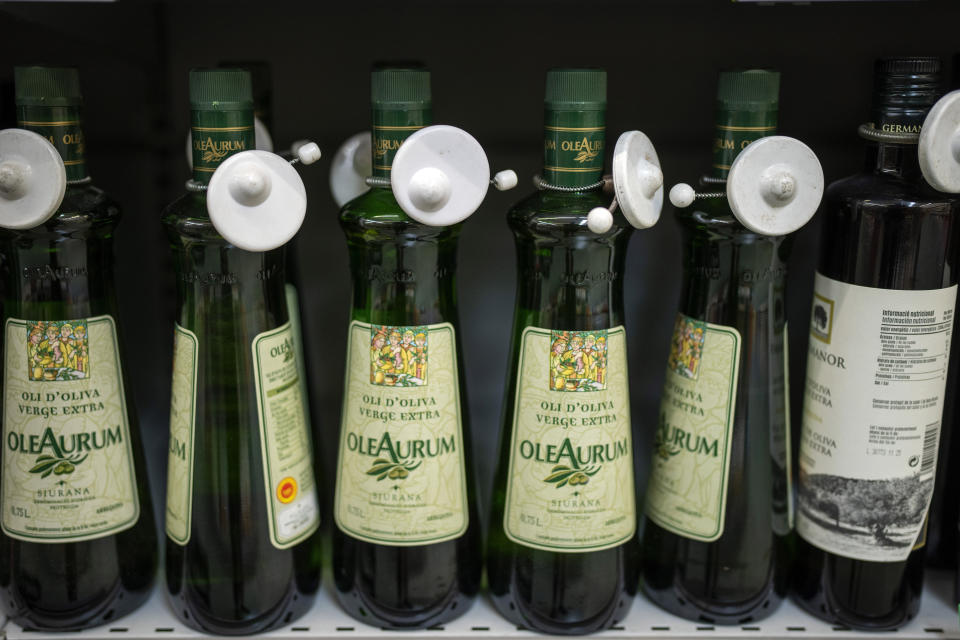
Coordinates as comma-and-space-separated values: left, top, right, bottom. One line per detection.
371, 68, 431, 108
189, 68, 253, 111
716, 70, 780, 110
14, 66, 82, 107
545, 69, 606, 110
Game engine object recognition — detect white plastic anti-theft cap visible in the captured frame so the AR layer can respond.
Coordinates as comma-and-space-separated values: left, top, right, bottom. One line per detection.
611, 130, 663, 229
0, 128, 66, 230
391, 125, 489, 227
726, 135, 823, 236
919, 90, 960, 194
207, 150, 306, 251
329, 131, 372, 207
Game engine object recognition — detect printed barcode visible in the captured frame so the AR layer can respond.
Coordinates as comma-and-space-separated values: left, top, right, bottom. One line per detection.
920, 422, 939, 475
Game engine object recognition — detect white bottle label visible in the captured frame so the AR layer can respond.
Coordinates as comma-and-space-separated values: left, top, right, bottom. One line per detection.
1, 316, 140, 543
503, 327, 635, 552
252, 322, 321, 549
335, 321, 469, 546
644, 315, 741, 542
797, 273, 957, 562
165, 324, 198, 545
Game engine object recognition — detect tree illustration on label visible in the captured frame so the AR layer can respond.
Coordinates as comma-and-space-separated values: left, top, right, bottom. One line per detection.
799, 471, 931, 551
809, 293, 834, 344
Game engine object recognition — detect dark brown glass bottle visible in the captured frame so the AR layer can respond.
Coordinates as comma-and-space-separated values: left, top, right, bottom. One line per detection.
793, 57, 959, 630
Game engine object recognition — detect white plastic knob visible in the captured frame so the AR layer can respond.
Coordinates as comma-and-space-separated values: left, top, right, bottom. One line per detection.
0, 129, 66, 230
0, 161, 28, 199
207, 150, 306, 252
329, 131, 372, 207
290, 139, 311, 155
408, 167, 452, 211
227, 161, 271, 206
669, 183, 696, 208
727, 136, 823, 236
493, 169, 518, 191
391, 125, 489, 226
611, 131, 664, 229
759, 164, 798, 205
587, 207, 614, 234
296, 141, 321, 165
919, 90, 960, 193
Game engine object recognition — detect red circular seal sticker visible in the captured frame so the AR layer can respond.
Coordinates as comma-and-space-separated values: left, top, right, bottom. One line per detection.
277, 477, 298, 504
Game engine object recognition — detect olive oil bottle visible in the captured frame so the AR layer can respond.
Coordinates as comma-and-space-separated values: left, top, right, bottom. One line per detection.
162, 69, 321, 635
793, 57, 958, 630
640, 70, 792, 623
486, 69, 639, 635
0, 66, 157, 630
332, 67, 481, 629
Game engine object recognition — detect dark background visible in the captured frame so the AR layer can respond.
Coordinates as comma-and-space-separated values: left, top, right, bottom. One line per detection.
0, 0, 956, 545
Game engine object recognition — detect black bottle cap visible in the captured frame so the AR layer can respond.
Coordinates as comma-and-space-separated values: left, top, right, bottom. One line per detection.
871, 56, 942, 133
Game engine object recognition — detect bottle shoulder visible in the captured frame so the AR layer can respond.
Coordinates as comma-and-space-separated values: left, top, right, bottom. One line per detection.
59, 183, 118, 216
508, 189, 607, 220
0, 185, 120, 243
825, 170, 957, 209
339, 187, 459, 242
507, 189, 632, 240
162, 192, 224, 242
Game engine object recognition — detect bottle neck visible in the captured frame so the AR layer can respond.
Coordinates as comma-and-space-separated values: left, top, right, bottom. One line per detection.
710, 105, 777, 181
865, 142, 923, 180
17, 105, 87, 182
542, 108, 605, 188
190, 107, 255, 185
371, 106, 431, 179
865, 85, 937, 181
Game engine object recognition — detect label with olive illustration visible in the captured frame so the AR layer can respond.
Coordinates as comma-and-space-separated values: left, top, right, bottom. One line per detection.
335, 320, 468, 546
1, 316, 140, 543
165, 325, 198, 545
252, 322, 320, 549
644, 314, 741, 542
504, 326, 635, 552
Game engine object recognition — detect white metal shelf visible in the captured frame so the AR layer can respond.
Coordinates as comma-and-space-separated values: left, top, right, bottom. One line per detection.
3, 572, 959, 640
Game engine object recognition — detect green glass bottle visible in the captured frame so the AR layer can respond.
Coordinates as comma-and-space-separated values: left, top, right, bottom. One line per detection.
486, 69, 639, 635
332, 67, 481, 628
640, 70, 793, 624
793, 57, 958, 630
0, 66, 157, 630
216, 60, 322, 522
162, 69, 321, 635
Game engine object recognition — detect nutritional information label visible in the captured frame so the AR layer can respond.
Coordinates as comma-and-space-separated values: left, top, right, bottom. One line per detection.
876, 309, 953, 386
